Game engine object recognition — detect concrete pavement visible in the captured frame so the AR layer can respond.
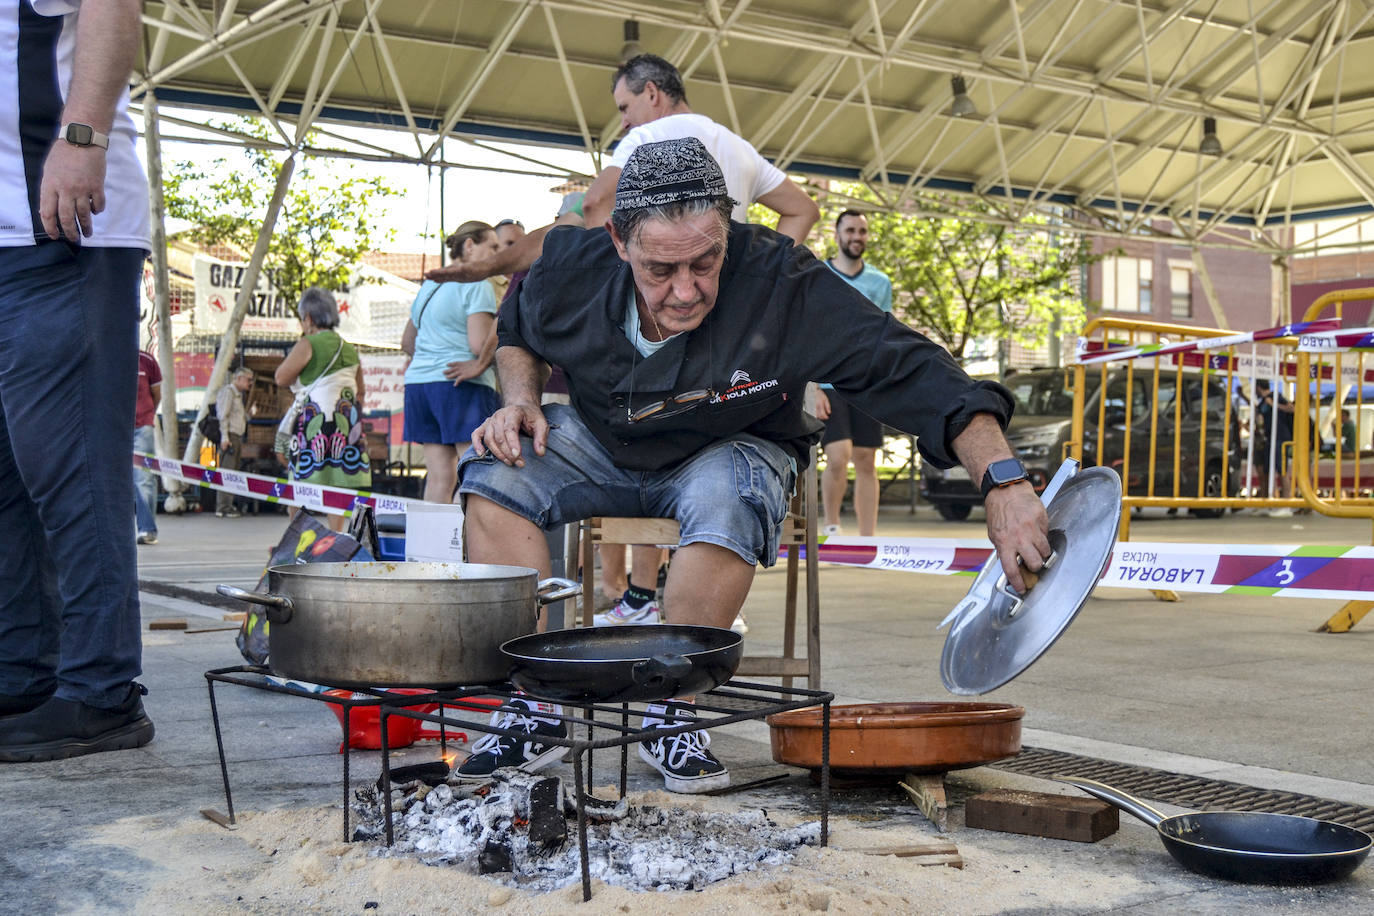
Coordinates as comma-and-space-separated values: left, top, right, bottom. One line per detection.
2, 500, 1372, 912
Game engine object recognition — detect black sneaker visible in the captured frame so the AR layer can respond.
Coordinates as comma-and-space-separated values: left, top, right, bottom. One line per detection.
637, 702, 730, 793
453, 698, 568, 781
0, 684, 154, 762
0, 690, 53, 718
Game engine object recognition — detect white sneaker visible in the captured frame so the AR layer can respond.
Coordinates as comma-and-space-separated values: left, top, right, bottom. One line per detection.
821, 524, 841, 536
730, 612, 748, 635
1267, 507, 1295, 518
593, 598, 662, 627
638, 702, 730, 793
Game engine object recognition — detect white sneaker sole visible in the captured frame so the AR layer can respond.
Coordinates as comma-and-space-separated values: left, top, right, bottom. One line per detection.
637, 742, 730, 794
592, 614, 662, 627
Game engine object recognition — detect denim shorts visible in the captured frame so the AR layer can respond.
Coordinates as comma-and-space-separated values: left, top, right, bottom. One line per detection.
458, 404, 798, 567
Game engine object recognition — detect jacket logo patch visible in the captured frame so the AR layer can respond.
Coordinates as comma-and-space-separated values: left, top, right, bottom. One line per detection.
711, 376, 780, 404
729, 369, 752, 387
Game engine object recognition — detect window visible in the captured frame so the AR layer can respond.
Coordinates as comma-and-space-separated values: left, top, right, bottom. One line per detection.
1101, 257, 1153, 313
1170, 266, 1192, 318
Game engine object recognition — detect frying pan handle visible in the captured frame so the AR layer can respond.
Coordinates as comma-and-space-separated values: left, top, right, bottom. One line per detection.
217, 584, 294, 624
631, 654, 693, 689
535, 577, 581, 606
1055, 775, 1166, 828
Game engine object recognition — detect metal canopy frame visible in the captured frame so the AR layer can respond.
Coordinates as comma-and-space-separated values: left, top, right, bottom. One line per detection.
134, 0, 1374, 256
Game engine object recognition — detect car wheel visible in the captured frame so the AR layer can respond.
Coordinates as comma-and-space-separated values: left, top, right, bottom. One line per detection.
1189, 462, 1226, 519
935, 502, 973, 521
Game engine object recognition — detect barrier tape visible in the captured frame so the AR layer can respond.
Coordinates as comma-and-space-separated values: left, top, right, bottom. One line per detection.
809, 536, 1374, 601
133, 452, 412, 516
1075, 319, 1342, 365
137, 452, 1374, 600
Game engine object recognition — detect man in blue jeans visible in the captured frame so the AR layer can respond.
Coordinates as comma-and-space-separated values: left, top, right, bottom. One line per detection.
0, 0, 154, 762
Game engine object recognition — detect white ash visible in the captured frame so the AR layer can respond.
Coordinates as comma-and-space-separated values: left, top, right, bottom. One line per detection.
352, 768, 821, 892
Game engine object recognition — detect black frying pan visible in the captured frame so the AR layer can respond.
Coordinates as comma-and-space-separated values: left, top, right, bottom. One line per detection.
1060, 777, 1372, 885
501, 624, 742, 703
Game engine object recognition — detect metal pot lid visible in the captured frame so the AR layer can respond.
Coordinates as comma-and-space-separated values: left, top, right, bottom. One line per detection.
940, 461, 1121, 696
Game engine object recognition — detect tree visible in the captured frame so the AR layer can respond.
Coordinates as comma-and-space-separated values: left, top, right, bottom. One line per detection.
163, 118, 402, 303
757, 185, 1095, 361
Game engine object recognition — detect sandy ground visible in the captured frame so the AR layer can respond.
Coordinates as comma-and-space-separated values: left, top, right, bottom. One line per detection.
92, 788, 1165, 916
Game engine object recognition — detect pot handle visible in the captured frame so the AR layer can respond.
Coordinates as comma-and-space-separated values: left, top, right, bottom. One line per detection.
631, 654, 694, 689
1055, 775, 1165, 828
216, 584, 295, 624
535, 577, 581, 606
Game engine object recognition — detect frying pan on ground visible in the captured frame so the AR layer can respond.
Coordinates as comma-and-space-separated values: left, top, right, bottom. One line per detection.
501, 624, 742, 703
1059, 776, 1371, 885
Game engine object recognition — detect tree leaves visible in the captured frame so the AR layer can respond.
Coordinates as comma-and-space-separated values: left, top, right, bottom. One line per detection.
162, 117, 403, 304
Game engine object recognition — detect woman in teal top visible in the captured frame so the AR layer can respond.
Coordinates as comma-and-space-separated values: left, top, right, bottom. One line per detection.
275, 287, 371, 529
402, 220, 501, 503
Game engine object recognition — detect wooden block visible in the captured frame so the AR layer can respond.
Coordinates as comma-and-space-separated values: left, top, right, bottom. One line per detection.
596, 517, 681, 545
965, 789, 1118, 843
148, 618, 188, 630
222, 612, 247, 622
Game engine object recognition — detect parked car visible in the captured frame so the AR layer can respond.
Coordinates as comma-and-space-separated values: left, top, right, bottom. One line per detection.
921, 367, 1243, 520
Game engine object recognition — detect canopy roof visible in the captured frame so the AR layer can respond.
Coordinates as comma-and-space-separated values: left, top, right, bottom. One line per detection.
138, 1, 1374, 251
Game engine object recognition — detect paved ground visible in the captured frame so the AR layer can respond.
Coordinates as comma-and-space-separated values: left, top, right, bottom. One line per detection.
4, 499, 1374, 912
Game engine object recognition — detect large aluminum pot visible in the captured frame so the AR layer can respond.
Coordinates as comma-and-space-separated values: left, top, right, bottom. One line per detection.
218, 562, 579, 689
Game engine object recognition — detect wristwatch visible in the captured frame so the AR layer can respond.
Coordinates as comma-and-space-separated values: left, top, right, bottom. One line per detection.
60, 123, 109, 149
980, 457, 1030, 498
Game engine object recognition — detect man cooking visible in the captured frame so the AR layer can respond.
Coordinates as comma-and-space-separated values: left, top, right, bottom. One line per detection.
455, 138, 1049, 793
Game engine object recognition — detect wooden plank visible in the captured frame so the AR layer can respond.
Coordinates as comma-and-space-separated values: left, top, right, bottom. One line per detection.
734, 656, 811, 676
148, 618, 188, 630
965, 789, 1118, 843
596, 517, 680, 544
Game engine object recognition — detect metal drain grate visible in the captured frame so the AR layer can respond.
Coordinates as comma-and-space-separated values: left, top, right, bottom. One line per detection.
989, 746, 1374, 832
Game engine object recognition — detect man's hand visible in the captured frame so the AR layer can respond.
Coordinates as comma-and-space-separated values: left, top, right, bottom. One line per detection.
40, 142, 106, 241
983, 482, 1051, 592
471, 404, 548, 467
813, 387, 831, 421
220, 438, 231, 452
443, 358, 482, 385
425, 258, 494, 284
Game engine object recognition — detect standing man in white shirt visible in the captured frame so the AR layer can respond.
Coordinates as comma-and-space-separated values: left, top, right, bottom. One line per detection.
816, 210, 894, 538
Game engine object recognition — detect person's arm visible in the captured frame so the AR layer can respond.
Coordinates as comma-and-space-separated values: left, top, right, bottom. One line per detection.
400, 318, 417, 358
39, 0, 141, 242
754, 178, 820, 245
951, 414, 1051, 592
469, 347, 550, 467
581, 166, 622, 230
425, 226, 555, 283
214, 385, 233, 449
275, 338, 313, 387
354, 363, 365, 403
449, 312, 497, 386
150, 382, 162, 406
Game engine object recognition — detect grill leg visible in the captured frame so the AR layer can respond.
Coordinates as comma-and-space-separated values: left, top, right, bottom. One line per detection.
573, 749, 592, 902
206, 676, 236, 825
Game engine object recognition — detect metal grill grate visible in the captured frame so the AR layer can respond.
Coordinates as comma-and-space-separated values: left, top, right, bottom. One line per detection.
989, 746, 1374, 832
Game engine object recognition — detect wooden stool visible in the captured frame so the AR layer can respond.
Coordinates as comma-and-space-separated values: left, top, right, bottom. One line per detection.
577, 459, 820, 688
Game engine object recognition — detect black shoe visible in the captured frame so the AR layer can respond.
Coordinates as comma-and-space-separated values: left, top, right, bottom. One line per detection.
453, 698, 568, 781
0, 684, 154, 763
0, 690, 53, 718
637, 702, 730, 793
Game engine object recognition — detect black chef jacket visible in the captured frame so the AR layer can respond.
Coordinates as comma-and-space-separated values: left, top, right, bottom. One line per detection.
497, 221, 1013, 472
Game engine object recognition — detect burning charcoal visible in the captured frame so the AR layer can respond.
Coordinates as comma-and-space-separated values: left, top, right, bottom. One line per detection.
526, 778, 567, 848
424, 784, 454, 811
563, 787, 629, 822
478, 837, 513, 874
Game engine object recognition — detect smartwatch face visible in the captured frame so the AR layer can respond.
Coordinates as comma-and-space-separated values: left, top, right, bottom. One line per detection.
66, 124, 93, 145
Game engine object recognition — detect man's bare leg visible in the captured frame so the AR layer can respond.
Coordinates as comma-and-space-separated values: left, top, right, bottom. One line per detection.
660, 543, 755, 629
422, 443, 459, 503
851, 445, 878, 537
630, 544, 666, 595
599, 544, 629, 602
464, 495, 552, 630
821, 439, 853, 530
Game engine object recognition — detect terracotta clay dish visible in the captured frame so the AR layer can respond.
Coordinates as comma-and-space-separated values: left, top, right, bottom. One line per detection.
767, 701, 1024, 775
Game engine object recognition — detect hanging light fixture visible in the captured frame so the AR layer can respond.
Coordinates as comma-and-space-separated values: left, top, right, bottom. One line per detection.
1199, 116, 1223, 156
950, 75, 977, 118
619, 20, 644, 64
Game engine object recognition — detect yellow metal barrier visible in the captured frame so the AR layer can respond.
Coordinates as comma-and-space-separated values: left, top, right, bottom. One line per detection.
1292, 288, 1374, 631
1070, 318, 1305, 542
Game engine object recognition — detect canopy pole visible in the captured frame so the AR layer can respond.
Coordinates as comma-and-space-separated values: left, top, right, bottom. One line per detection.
182, 152, 297, 462
141, 90, 185, 503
